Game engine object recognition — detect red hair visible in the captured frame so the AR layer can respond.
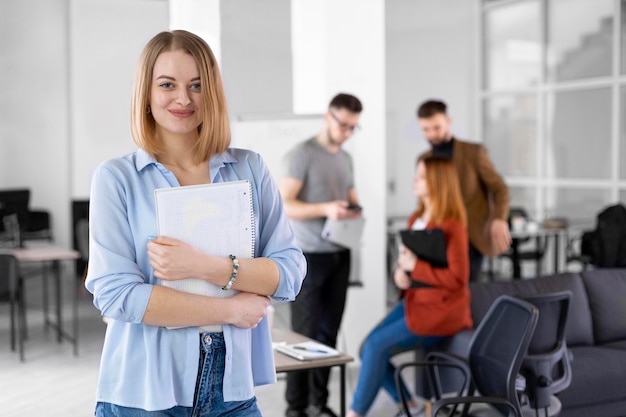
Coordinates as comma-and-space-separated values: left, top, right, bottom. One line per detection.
414, 155, 466, 226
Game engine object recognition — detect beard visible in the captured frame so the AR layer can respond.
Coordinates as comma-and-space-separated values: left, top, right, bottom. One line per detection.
327, 128, 344, 147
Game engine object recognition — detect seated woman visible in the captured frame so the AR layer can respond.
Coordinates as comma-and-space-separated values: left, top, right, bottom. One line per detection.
347, 155, 472, 417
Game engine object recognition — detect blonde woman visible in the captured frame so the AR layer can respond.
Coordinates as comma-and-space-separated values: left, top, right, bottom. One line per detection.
85, 30, 305, 416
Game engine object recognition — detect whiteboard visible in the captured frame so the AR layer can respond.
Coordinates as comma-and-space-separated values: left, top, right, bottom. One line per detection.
230, 114, 324, 182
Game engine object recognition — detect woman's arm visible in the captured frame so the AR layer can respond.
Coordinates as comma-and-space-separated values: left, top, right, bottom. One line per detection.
408, 219, 469, 289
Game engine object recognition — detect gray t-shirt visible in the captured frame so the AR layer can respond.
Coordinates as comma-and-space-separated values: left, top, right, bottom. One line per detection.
281, 137, 355, 252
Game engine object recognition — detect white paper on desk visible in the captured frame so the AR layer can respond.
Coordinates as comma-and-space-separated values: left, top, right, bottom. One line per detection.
321, 217, 365, 249
154, 180, 255, 297
275, 341, 340, 361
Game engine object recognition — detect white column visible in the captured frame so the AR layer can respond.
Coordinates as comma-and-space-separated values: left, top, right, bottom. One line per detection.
292, 0, 387, 358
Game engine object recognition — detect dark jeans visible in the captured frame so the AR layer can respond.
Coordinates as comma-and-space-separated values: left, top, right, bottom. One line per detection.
469, 243, 484, 282
285, 249, 351, 411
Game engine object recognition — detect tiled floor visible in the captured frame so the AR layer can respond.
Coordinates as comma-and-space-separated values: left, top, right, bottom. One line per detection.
0, 270, 400, 417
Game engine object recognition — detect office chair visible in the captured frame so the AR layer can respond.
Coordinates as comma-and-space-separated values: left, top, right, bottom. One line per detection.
0, 254, 27, 361
501, 207, 548, 279
395, 295, 539, 416
75, 218, 89, 281
518, 291, 572, 417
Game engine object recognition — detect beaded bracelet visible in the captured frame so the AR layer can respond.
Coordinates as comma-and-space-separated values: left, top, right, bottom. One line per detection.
221, 254, 239, 291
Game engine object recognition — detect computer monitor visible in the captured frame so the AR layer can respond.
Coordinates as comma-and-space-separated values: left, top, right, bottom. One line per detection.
0, 189, 31, 245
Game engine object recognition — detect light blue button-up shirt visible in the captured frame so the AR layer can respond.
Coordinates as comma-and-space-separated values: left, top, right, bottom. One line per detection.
85, 148, 306, 411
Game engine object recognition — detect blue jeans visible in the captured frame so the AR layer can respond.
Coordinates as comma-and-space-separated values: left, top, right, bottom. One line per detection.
95, 333, 261, 417
349, 302, 446, 416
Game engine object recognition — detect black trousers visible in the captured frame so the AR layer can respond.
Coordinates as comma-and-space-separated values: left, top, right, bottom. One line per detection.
285, 249, 351, 411
469, 242, 484, 282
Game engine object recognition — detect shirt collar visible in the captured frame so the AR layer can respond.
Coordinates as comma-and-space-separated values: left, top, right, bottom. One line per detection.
134, 148, 239, 178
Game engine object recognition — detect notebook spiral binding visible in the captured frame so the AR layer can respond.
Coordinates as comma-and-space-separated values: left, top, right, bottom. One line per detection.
244, 179, 256, 258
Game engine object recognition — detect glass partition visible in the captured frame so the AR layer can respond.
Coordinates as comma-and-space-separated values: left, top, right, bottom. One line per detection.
484, 0, 541, 90
545, 88, 611, 179
484, 95, 537, 177
545, 187, 611, 224
622, 0, 626, 74
547, 0, 614, 82
508, 186, 537, 219
622, 86, 626, 179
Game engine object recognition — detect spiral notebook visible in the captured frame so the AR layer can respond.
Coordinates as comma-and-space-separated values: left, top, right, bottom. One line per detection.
154, 180, 255, 297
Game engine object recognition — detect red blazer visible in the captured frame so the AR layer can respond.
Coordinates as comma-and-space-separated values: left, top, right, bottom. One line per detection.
403, 215, 473, 336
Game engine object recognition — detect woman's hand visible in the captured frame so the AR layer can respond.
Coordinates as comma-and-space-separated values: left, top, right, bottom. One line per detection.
147, 236, 203, 281
394, 245, 418, 290
393, 266, 412, 290
397, 244, 417, 272
228, 292, 271, 328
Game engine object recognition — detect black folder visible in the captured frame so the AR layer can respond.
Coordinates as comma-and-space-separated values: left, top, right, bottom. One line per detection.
399, 228, 448, 268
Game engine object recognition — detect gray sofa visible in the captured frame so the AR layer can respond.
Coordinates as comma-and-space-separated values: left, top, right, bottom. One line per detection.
437, 268, 626, 417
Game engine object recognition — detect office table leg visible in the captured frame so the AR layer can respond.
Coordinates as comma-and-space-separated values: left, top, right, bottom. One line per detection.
554, 234, 560, 274
42, 263, 50, 333
54, 260, 62, 343
48, 260, 79, 355
340, 364, 346, 417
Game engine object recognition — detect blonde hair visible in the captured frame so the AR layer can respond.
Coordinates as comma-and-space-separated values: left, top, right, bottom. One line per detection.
130, 30, 231, 163
414, 155, 467, 226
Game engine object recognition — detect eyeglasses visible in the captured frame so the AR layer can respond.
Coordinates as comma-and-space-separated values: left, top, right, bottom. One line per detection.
329, 111, 360, 133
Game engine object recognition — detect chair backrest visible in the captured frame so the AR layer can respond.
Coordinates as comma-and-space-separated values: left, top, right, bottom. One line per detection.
519, 290, 573, 409
469, 295, 539, 415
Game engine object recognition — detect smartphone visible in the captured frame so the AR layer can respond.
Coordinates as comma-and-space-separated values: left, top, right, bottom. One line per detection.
347, 204, 362, 212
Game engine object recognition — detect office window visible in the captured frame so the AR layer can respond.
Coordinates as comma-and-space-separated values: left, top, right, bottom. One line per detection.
623, 0, 626, 74
547, 0, 614, 82
622, 86, 626, 180
483, 0, 541, 90
545, 187, 611, 222
546, 88, 611, 179
484, 95, 537, 177
481, 0, 625, 223
510, 186, 538, 218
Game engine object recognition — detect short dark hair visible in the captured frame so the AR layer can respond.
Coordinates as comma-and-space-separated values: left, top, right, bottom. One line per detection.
417, 99, 447, 119
329, 93, 363, 113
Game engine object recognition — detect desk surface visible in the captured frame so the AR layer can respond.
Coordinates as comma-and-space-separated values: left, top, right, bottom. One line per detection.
272, 328, 354, 372
0, 241, 80, 262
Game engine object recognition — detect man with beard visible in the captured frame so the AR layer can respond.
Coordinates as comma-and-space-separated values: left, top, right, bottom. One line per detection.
417, 99, 511, 282
279, 93, 363, 417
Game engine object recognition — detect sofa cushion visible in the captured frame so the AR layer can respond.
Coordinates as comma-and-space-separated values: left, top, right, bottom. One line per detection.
581, 268, 626, 344
469, 273, 594, 346
557, 346, 626, 408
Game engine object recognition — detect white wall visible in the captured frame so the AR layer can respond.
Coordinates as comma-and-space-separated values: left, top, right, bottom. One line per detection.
0, 0, 71, 244
385, 0, 476, 218
0, 0, 169, 246
70, 0, 169, 201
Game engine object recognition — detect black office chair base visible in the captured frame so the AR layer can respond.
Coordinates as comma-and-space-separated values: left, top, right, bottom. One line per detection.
521, 395, 562, 417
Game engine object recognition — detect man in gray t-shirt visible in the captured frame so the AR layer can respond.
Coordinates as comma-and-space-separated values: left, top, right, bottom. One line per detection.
279, 93, 363, 417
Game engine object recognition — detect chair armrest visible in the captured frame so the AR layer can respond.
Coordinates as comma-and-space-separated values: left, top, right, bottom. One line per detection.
395, 359, 471, 417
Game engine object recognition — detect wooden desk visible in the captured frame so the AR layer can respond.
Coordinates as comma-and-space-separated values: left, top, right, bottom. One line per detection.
1, 242, 80, 358
272, 328, 354, 417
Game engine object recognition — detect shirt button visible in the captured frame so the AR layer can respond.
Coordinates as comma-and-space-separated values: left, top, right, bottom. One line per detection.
203, 335, 213, 345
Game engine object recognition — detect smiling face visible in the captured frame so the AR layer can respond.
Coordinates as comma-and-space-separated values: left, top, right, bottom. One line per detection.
150, 50, 203, 141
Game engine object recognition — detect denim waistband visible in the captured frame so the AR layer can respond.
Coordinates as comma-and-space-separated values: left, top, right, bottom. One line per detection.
200, 332, 225, 351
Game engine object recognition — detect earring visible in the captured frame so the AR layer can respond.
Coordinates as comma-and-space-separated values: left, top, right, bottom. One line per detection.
147, 106, 151, 114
